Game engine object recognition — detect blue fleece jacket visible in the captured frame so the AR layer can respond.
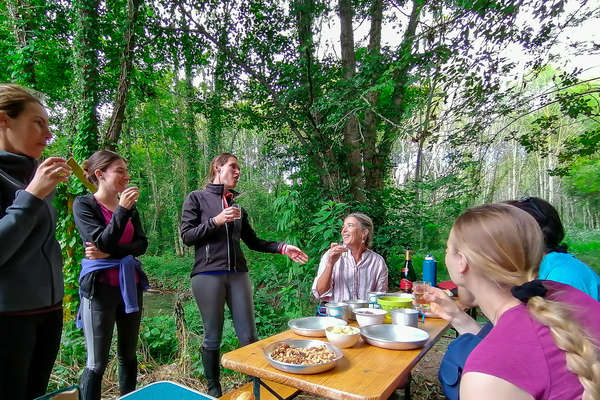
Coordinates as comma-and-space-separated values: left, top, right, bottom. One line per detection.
76, 255, 149, 328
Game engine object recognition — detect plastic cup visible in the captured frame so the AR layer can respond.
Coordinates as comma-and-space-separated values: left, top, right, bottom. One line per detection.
412, 281, 431, 312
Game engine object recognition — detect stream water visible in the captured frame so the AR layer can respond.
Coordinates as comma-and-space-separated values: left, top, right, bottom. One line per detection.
142, 291, 177, 317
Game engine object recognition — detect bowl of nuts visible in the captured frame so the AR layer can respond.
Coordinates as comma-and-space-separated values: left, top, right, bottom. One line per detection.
263, 339, 344, 374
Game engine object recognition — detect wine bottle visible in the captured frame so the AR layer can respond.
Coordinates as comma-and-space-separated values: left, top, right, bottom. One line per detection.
400, 247, 416, 292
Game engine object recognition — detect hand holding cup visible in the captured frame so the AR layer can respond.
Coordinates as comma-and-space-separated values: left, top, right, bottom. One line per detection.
119, 186, 139, 209
25, 157, 71, 199
214, 205, 241, 225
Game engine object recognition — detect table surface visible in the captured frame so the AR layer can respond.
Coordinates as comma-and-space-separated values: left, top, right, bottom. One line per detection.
221, 318, 451, 400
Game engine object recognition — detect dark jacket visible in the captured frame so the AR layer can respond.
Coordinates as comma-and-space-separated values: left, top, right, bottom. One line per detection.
0, 151, 64, 312
72, 193, 148, 298
72, 193, 148, 258
180, 183, 283, 276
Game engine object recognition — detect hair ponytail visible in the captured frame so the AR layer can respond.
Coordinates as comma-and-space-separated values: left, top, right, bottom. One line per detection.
205, 153, 236, 186
452, 203, 600, 399
82, 150, 123, 185
527, 296, 600, 400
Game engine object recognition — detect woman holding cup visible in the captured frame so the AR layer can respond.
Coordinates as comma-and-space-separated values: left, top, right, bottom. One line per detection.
180, 152, 308, 397
73, 150, 149, 399
0, 84, 70, 399
435, 203, 600, 400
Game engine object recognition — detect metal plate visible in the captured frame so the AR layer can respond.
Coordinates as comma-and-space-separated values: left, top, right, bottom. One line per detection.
263, 339, 344, 374
360, 324, 429, 350
288, 317, 347, 337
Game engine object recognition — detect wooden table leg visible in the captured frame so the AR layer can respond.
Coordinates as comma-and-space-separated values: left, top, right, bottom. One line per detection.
251, 377, 301, 400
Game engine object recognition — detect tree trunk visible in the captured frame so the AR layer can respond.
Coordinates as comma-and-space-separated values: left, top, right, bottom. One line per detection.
72, 0, 100, 159
339, 0, 364, 201
207, 15, 229, 157
179, 10, 200, 192
6, 0, 35, 85
363, 0, 384, 190
105, 0, 142, 150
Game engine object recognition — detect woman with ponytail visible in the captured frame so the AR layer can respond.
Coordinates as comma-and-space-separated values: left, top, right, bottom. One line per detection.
443, 203, 600, 400
72, 150, 149, 399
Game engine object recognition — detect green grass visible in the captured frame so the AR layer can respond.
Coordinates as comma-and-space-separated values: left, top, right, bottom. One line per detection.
565, 239, 600, 275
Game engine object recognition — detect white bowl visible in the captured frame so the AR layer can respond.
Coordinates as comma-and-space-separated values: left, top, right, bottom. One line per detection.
354, 308, 388, 327
325, 325, 360, 348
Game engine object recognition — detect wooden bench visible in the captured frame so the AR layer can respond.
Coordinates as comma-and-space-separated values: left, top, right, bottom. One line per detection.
220, 379, 300, 400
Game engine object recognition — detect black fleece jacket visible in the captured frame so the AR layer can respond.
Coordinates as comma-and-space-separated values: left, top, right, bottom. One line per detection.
180, 183, 283, 276
0, 151, 63, 312
72, 193, 148, 258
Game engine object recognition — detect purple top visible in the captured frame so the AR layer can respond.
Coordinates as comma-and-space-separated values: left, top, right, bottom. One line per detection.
97, 202, 136, 286
464, 281, 600, 400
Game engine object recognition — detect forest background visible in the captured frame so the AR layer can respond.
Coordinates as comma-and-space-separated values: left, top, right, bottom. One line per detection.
1, 0, 599, 397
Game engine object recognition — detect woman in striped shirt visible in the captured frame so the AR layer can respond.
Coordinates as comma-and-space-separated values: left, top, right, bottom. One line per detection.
312, 213, 388, 302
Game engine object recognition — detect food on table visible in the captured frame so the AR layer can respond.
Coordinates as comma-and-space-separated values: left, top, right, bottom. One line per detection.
270, 343, 336, 365
329, 326, 358, 335
233, 391, 254, 400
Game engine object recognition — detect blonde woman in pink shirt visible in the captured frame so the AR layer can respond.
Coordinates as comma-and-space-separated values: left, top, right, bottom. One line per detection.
312, 213, 388, 303
442, 204, 600, 400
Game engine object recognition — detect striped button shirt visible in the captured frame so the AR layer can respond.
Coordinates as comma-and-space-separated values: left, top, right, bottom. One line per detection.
312, 248, 388, 302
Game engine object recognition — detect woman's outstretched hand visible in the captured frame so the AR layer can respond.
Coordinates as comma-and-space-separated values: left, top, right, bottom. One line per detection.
423, 286, 462, 321
84, 242, 110, 260
286, 245, 309, 264
424, 285, 482, 335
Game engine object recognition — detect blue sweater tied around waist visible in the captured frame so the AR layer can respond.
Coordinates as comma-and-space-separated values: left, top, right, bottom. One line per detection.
76, 255, 149, 329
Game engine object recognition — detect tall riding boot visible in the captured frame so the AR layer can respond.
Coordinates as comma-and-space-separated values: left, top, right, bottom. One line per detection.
202, 347, 222, 397
80, 368, 103, 400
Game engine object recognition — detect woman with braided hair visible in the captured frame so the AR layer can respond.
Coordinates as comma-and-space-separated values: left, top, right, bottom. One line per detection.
442, 203, 600, 400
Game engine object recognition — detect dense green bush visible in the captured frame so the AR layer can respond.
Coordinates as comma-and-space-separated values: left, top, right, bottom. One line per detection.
139, 315, 179, 363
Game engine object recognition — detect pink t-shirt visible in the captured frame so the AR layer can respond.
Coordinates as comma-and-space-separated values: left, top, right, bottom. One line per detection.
464, 281, 600, 400
97, 202, 136, 286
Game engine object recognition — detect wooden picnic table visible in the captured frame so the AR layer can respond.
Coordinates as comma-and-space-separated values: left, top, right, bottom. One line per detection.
221, 317, 451, 400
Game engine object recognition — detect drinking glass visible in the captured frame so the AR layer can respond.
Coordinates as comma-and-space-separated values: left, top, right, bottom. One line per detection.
412, 281, 431, 312
232, 203, 241, 220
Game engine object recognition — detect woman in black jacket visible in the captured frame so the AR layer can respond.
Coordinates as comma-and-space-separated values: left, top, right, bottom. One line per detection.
180, 153, 308, 396
0, 84, 70, 400
72, 150, 148, 400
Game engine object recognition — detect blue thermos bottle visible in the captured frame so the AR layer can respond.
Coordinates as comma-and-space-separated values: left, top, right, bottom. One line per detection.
422, 254, 437, 287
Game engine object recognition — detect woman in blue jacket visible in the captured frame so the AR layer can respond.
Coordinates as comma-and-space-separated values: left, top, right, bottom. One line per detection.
73, 150, 149, 400
0, 84, 70, 400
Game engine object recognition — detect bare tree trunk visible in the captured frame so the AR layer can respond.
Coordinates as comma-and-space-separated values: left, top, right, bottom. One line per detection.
363, 0, 383, 190
339, 0, 364, 200
6, 0, 36, 85
105, 0, 142, 149
143, 142, 160, 236
511, 142, 518, 198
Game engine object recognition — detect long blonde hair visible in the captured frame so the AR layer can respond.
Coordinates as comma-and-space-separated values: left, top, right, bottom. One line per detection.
451, 203, 600, 400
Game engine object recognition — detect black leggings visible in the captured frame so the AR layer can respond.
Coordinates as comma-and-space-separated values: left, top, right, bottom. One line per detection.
0, 308, 63, 400
191, 272, 258, 351
80, 283, 142, 400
